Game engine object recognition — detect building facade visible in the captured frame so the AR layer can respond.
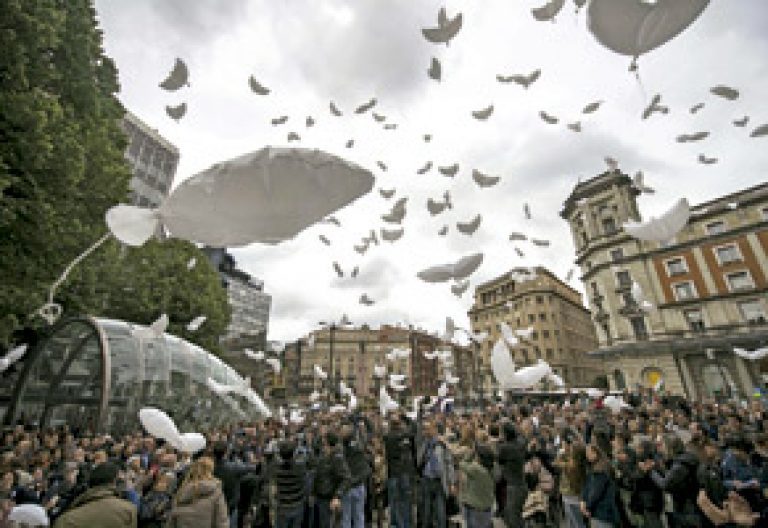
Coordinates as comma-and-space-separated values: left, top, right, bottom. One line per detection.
121, 111, 179, 208
561, 171, 767, 399
468, 267, 602, 395
283, 325, 473, 405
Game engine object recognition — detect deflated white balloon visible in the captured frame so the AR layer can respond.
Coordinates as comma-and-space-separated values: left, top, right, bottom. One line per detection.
500, 322, 520, 346
139, 408, 182, 446
178, 432, 206, 454
734, 347, 768, 361
314, 364, 328, 379
624, 198, 690, 242
8, 504, 49, 526
491, 339, 517, 388
603, 395, 630, 414
373, 364, 387, 377
266, 358, 281, 373
106, 205, 159, 246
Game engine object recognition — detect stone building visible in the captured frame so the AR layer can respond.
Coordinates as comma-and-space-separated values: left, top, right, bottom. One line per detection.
468, 267, 602, 395
561, 170, 767, 399
283, 324, 473, 405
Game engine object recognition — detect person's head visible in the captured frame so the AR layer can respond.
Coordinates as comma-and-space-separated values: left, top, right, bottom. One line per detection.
476, 444, 495, 473
88, 462, 119, 487
586, 444, 608, 468
153, 472, 170, 493
184, 456, 215, 484
278, 441, 295, 464
213, 441, 228, 460
659, 434, 684, 461
503, 422, 518, 442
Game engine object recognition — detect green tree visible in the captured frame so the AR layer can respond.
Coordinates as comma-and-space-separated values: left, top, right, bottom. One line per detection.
0, 0, 231, 354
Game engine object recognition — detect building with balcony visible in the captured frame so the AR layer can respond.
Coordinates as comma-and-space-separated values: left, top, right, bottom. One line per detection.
468, 267, 602, 395
282, 324, 474, 406
561, 171, 767, 399
121, 111, 179, 208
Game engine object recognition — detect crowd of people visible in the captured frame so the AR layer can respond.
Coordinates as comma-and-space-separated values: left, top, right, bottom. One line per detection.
1, 388, 767, 527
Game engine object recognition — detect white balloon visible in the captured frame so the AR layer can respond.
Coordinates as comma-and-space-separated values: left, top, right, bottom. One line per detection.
624, 198, 690, 242
106, 204, 159, 246
587, 0, 709, 66
178, 432, 206, 454
139, 408, 182, 446
8, 504, 49, 526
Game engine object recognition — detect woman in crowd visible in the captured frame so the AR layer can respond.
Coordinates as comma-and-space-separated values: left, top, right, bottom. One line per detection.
166, 457, 228, 528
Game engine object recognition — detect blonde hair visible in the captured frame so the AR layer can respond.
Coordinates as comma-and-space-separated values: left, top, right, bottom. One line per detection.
175, 457, 217, 505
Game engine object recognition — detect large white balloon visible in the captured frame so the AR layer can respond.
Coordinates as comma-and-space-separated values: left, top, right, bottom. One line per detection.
107, 147, 374, 247
587, 0, 709, 68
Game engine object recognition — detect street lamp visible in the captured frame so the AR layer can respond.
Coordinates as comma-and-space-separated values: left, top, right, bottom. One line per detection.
319, 316, 353, 402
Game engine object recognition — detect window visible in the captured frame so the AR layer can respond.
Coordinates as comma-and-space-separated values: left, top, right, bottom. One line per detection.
739, 300, 767, 324
531, 331, 539, 340
672, 281, 697, 301
610, 248, 624, 262
536, 296, 544, 304
539, 313, 547, 321
615, 270, 632, 289
684, 309, 705, 332
528, 314, 535, 323
665, 257, 688, 276
706, 221, 726, 235
762, 207, 768, 221
726, 271, 754, 292
714, 244, 742, 265
630, 317, 649, 340
602, 217, 617, 235
546, 349, 554, 361
542, 330, 550, 339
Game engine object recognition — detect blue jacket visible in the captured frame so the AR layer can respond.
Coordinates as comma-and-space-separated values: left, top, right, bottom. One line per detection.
581, 468, 620, 526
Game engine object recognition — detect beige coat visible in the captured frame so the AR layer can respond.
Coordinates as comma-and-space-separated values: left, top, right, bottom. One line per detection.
167, 479, 228, 528
54, 486, 137, 528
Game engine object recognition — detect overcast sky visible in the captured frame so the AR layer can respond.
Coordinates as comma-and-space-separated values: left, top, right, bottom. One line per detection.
95, 0, 767, 341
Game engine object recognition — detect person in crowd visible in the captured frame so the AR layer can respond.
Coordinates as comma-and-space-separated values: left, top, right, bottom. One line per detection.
166, 456, 227, 528
497, 422, 527, 528
650, 433, 701, 527
580, 444, 620, 528
631, 440, 664, 528
270, 441, 308, 528
54, 462, 137, 528
138, 472, 172, 528
416, 421, 455, 528
341, 423, 370, 528
458, 444, 495, 528
383, 414, 416, 528
311, 433, 348, 528
556, 438, 587, 528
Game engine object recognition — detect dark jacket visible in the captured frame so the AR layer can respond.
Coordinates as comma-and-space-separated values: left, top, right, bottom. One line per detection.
698, 462, 728, 528
313, 449, 351, 500
581, 468, 620, 526
271, 460, 306, 508
138, 489, 171, 528
630, 469, 664, 514
384, 429, 416, 477
497, 437, 527, 483
213, 458, 255, 513
343, 438, 371, 488
651, 451, 700, 514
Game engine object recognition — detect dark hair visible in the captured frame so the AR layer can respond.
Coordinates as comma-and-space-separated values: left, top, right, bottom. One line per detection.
326, 433, 338, 448
213, 441, 228, 460
488, 424, 500, 438
503, 422, 518, 441
88, 462, 118, 487
476, 444, 495, 472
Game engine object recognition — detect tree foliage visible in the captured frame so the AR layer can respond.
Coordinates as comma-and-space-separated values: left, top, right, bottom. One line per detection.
0, 0, 230, 354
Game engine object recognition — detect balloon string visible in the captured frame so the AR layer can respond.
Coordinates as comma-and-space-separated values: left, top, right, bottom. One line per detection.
630, 57, 648, 101
35, 232, 113, 325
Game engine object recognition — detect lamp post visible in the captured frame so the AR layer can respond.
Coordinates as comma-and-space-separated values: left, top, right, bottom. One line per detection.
319, 316, 352, 403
